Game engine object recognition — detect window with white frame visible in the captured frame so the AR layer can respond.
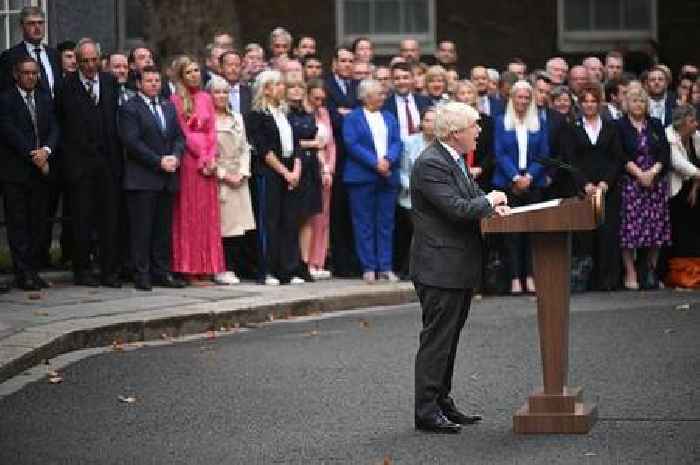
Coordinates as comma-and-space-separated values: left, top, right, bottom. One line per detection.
0, 0, 47, 51
558, 0, 657, 52
336, 0, 436, 55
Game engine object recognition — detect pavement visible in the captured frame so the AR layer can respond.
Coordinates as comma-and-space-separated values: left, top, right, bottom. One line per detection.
0, 271, 417, 384
0, 291, 698, 464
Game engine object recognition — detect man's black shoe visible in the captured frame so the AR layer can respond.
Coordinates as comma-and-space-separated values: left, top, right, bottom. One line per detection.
134, 275, 152, 291
0, 281, 10, 293
32, 273, 50, 289
74, 272, 100, 287
443, 410, 482, 425
101, 275, 123, 288
15, 275, 41, 291
415, 413, 462, 434
152, 274, 186, 288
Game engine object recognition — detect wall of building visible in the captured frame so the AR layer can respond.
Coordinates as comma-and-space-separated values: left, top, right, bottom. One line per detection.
48, 0, 118, 52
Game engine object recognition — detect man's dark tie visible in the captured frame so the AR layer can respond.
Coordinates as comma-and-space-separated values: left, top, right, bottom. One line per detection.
84, 79, 98, 105
456, 155, 468, 178
150, 97, 166, 132
343, 79, 350, 96
404, 95, 417, 135
24, 92, 40, 149
33, 46, 49, 93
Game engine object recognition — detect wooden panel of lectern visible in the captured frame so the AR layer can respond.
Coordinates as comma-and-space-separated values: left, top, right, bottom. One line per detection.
481, 194, 604, 434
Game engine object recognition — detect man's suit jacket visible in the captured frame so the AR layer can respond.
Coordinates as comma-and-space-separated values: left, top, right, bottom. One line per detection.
324, 75, 359, 131
125, 72, 172, 100
409, 141, 493, 289
341, 107, 402, 187
382, 92, 431, 126
492, 115, 550, 189
118, 95, 185, 192
56, 71, 122, 183
232, 82, 252, 116
0, 87, 59, 183
0, 42, 61, 96
487, 95, 505, 117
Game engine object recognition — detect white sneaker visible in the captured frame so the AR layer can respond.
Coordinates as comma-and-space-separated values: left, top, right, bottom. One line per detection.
317, 269, 332, 279
290, 276, 305, 284
214, 272, 240, 285
378, 271, 399, 282
264, 275, 280, 286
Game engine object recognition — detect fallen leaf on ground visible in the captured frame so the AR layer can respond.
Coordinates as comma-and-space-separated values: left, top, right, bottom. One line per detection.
305, 329, 320, 337
48, 376, 63, 384
33, 310, 49, 316
48, 370, 60, 377
359, 319, 370, 328
112, 340, 124, 351
117, 395, 136, 404
382, 456, 393, 465
675, 303, 690, 311
27, 293, 42, 300
664, 328, 675, 334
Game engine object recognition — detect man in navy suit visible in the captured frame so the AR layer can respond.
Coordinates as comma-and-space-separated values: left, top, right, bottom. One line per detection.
56, 38, 123, 288
382, 62, 431, 141
645, 66, 676, 127
0, 7, 61, 98
220, 50, 252, 115
471, 66, 504, 117
119, 66, 186, 291
325, 46, 362, 277
0, 57, 59, 290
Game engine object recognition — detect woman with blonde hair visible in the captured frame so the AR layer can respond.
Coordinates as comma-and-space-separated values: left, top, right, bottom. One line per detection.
245, 70, 303, 285
616, 85, 671, 290
170, 55, 225, 282
492, 80, 549, 294
424, 65, 449, 104
206, 76, 256, 285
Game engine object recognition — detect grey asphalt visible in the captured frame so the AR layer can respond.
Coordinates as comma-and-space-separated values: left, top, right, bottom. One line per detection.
1, 291, 698, 465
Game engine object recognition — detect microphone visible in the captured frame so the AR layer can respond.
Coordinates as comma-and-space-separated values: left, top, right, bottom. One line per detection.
532, 155, 586, 199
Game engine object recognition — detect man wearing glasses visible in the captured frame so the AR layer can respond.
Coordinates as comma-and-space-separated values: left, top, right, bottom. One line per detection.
0, 6, 61, 98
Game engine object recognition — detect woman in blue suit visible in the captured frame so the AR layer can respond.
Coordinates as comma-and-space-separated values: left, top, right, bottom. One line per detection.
492, 80, 549, 294
342, 79, 403, 283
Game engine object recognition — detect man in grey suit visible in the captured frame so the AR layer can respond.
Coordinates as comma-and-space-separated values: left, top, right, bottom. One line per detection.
410, 101, 509, 433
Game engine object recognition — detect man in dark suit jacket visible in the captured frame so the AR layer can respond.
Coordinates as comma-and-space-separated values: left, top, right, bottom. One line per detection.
410, 101, 508, 433
0, 7, 61, 98
325, 46, 362, 277
0, 57, 59, 290
125, 45, 171, 101
219, 50, 252, 115
382, 62, 431, 141
56, 38, 123, 288
119, 66, 187, 291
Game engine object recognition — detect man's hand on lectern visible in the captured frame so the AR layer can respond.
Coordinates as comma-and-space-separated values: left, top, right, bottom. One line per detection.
494, 205, 511, 216
486, 190, 507, 207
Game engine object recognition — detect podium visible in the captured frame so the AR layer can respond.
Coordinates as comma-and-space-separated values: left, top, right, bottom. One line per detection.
481, 194, 604, 434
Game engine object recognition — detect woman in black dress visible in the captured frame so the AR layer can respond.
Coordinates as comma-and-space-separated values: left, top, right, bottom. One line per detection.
565, 83, 625, 290
286, 79, 322, 282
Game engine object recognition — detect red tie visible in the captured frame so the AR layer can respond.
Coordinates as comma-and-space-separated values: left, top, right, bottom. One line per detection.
404, 96, 417, 134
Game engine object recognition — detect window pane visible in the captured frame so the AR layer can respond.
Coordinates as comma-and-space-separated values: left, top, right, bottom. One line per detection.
624, 0, 651, 30
345, 0, 370, 34
9, 11, 22, 44
0, 17, 7, 49
404, 0, 429, 33
125, 0, 144, 39
593, 0, 620, 30
9, 0, 31, 10
375, 0, 401, 34
564, 0, 590, 31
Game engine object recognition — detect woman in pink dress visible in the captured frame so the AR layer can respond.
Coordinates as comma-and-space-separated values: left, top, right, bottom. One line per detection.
304, 80, 336, 279
170, 55, 225, 280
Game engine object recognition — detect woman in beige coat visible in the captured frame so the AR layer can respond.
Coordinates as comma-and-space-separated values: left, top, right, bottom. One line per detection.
207, 76, 256, 284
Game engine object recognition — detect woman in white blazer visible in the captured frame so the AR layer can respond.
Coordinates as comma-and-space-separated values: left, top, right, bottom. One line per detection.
666, 104, 700, 258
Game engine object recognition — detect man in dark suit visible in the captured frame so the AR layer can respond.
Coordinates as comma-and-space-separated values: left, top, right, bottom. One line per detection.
126, 45, 171, 100
325, 46, 362, 277
219, 50, 251, 115
410, 101, 508, 433
382, 62, 431, 141
471, 65, 504, 117
0, 57, 59, 290
119, 66, 187, 291
0, 7, 61, 98
645, 66, 676, 127
56, 38, 123, 287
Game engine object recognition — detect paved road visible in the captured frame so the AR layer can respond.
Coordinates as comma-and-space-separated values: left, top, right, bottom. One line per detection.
0, 292, 698, 464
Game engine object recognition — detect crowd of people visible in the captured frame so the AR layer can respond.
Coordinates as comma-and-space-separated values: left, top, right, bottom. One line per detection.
1, 6, 699, 293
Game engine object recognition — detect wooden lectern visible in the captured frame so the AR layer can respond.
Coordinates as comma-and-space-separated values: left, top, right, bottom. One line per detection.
481, 194, 604, 434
